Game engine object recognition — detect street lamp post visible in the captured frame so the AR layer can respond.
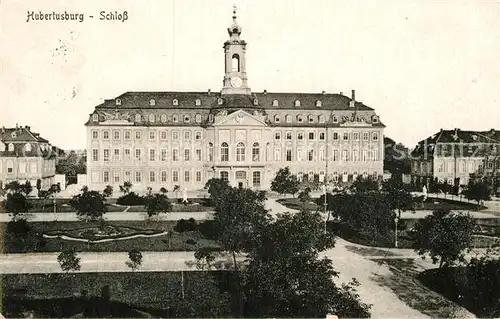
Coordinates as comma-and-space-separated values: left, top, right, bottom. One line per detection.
394, 216, 399, 248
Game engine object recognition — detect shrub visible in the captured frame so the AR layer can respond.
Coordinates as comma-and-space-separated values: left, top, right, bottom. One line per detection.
176, 198, 192, 205
198, 221, 219, 240
186, 239, 197, 245
174, 218, 198, 233
116, 192, 145, 206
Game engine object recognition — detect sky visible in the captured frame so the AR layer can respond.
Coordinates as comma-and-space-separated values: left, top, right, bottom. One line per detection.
1, 0, 499, 150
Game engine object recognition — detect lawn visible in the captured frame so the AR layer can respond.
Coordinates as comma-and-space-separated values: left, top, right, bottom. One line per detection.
416, 197, 487, 211
1, 271, 238, 318
276, 198, 320, 211
1, 220, 220, 253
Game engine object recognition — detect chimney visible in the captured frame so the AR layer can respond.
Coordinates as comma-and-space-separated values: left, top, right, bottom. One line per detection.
263, 90, 267, 94
25, 125, 30, 131
349, 90, 356, 108
208, 89, 211, 95
15, 123, 18, 129
351, 89, 356, 101
340, 92, 343, 96
322, 90, 326, 95
1, 126, 4, 133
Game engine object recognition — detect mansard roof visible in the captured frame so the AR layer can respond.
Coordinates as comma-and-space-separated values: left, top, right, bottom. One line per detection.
94, 91, 374, 111
0, 126, 49, 143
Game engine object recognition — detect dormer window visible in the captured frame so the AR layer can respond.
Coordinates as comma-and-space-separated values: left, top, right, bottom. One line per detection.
115, 99, 122, 106
308, 115, 314, 123
316, 100, 322, 107
25, 143, 32, 152
195, 114, 202, 123
253, 99, 258, 106
333, 116, 338, 123
11, 132, 17, 139
272, 100, 279, 107
149, 114, 155, 123
217, 98, 223, 105
184, 114, 190, 123
135, 114, 141, 122
195, 99, 201, 106
160, 114, 167, 123
472, 134, 478, 141
294, 100, 301, 107
8, 143, 14, 152
172, 99, 179, 106
92, 114, 98, 122
372, 115, 379, 123
172, 114, 179, 122
150, 99, 156, 106
274, 115, 280, 123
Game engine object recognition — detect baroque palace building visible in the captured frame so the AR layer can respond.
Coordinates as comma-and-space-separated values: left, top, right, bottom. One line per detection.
85, 10, 385, 191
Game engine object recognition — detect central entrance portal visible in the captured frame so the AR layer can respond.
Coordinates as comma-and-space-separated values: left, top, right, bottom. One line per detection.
235, 170, 247, 188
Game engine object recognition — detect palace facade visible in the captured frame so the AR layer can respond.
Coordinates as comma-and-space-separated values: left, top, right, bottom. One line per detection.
85, 10, 385, 191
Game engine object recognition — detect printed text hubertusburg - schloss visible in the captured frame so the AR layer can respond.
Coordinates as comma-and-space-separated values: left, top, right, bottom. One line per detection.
26, 11, 128, 23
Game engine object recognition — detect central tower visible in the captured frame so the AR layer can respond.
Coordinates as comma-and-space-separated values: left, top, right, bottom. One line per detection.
221, 6, 251, 95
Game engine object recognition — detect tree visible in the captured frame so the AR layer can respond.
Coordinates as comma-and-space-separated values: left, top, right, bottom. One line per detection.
5, 218, 43, 252
298, 187, 312, 209
270, 166, 300, 197
384, 137, 411, 176
55, 150, 87, 185
126, 248, 143, 271
3, 192, 32, 220
438, 182, 452, 199
103, 185, 113, 198
160, 187, 168, 194
144, 193, 172, 218
173, 185, 181, 199
5, 181, 32, 197
464, 179, 491, 208
194, 246, 217, 270
119, 181, 132, 195
70, 188, 107, 221
383, 177, 414, 218
36, 179, 42, 196
204, 178, 230, 207
350, 176, 379, 193
413, 209, 475, 268
57, 249, 81, 272
243, 209, 371, 318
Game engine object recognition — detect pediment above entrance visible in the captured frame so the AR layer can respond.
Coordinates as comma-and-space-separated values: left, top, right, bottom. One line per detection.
213, 109, 267, 127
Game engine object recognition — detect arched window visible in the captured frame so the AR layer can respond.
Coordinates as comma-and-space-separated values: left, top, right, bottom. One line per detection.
308, 115, 314, 123
172, 114, 179, 122
195, 99, 201, 106
8, 143, 14, 152
266, 143, 270, 161
160, 114, 167, 123
295, 100, 301, 107
297, 115, 304, 123
232, 54, 240, 72
135, 114, 141, 122
150, 99, 156, 106
172, 99, 179, 106
217, 98, 223, 105
149, 114, 155, 123
316, 100, 322, 107
236, 142, 245, 162
184, 114, 190, 123
221, 142, 229, 161
252, 142, 260, 161
253, 99, 259, 106
208, 143, 214, 161
272, 100, 279, 107
195, 114, 202, 123
274, 115, 280, 123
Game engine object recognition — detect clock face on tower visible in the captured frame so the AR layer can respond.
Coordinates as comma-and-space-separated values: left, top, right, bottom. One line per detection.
230, 76, 243, 88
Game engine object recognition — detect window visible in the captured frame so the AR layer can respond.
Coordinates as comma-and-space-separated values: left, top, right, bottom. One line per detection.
92, 149, 98, 161
135, 114, 141, 122
196, 171, 202, 182
274, 115, 280, 123
333, 116, 338, 123
352, 149, 359, 161
149, 171, 156, 183
295, 100, 301, 107
103, 131, 109, 140
92, 114, 98, 122
333, 132, 339, 141
286, 132, 292, 140
253, 99, 259, 106
298, 171, 303, 181
161, 114, 167, 123
184, 114, 190, 123
173, 149, 179, 161
6, 160, 13, 173
148, 99, 155, 106
103, 171, 110, 183
173, 99, 179, 106
363, 132, 369, 141
275, 132, 281, 140
220, 171, 229, 182
196, 149, 202, 161
149, 131, 156, 140
208, 143, 214, 161
252, 143, 260, 161
30, 162, 37, 173
319, 132, 325, 140
115, 99, 121, 106
362, 150, 368, 161
319, 115, 325, 123
133, 171, 141, 183
161, 148, 167, 161
353, 132, 359, 141
135, 148, 141, 160
232, 54, 240, 72
172, 114, 179, 122
103, 149, 110, 162
149, 149, 155, 161
342, 149, 349, 161
308, 115, 314, 123
124, 170, 131, 182
274, 148, 281, 161
195, 114, 202, 123
272, 100, 279, 106
195, 131, 202, 140
343, 132, 349, 141
113, 149, 120, 161
195, 99, 201, 106
438, 161, 445, 173
135, 131, 141, 140
161, 171, 167, 182
297, 149, 302, 161
319, 149, 325, 161
221, 142, 229, 161
285, 115, 292, 123
468, 161, 475, 173
297, 132, 304, 140
316, 100, 322, 107
160, 131, 167, 140
113, 130, 120, 140
297, 115, 304, 123
236, 142, 246, 161
184, 171, 190, 182
173, 171, 179, 182
209, 114, 214, 122
124, 148, 131, 160
172, 131, 179, 140
124, 131, 131, 140
286, 149, 292, 161
308, 149, 314, 161
373, 132, 379, 141
253, 171, 261, 187
184, 131, 191, 140
149, 114, 155, 123
308, 132, 314, 140
114, 171, 120, 183
19, 162, 26, 174
184, 149, 190, 161
92, 130, 98, 139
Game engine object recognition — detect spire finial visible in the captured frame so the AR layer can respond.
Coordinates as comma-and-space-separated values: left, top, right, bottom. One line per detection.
232, 4, 237, 22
